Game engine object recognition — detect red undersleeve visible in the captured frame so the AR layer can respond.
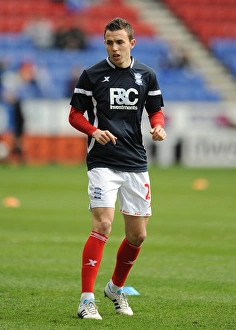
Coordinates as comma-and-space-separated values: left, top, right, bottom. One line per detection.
69, 106, 97, 136
148, 110, 164, 128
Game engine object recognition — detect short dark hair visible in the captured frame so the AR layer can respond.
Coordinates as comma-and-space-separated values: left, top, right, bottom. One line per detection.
104, 17, 134, 41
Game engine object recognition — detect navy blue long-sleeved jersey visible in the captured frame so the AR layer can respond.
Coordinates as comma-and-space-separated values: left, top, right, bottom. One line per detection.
70, 57, 164, 172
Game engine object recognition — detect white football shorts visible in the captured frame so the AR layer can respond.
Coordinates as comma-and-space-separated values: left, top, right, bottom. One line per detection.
87, 168, 152, 216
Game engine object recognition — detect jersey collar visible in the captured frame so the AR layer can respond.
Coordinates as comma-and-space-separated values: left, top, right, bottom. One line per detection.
106, 57, 134, 69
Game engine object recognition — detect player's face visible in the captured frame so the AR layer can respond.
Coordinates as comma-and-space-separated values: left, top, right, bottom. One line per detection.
104, 29, 136, 68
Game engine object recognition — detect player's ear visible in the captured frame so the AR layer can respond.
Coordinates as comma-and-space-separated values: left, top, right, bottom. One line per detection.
130, 39, 136, 49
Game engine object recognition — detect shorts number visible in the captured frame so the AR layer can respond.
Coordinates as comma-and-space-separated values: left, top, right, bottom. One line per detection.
144, 183, 150, 200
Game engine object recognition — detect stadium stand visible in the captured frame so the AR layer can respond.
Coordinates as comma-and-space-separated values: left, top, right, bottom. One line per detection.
163, 0, 236, 46
210, 38, 236, 79
0, 0, 225, 103
161, 0, 236, 81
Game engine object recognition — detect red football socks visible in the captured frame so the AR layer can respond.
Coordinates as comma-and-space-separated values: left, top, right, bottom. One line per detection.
111, 238, 141, 287
82, 234, 141, 293
81, 231, 107, 293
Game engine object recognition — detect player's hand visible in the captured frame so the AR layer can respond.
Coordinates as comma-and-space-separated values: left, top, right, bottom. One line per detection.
92, 129, 117, 145
150, 125, 167, 141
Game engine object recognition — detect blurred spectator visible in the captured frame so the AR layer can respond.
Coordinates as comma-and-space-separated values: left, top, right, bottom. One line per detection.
161, 41, 191, 69
0, 59, 8, 91
66, 65, 84, 97
1, 61, 55, 162
54, 21, 87, 50
0, 59, 10, 162
23, 15, 54, 49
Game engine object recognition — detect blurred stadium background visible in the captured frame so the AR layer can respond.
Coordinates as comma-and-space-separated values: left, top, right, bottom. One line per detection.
0, 0, 236, 167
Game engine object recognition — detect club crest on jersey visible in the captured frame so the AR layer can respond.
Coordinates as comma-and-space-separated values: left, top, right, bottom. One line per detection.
134, 73, 143, 86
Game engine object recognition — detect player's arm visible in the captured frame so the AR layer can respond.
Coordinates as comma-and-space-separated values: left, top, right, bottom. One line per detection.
69, 106, 97, 136
148, 110, 167, 141
69, 107, 117, 145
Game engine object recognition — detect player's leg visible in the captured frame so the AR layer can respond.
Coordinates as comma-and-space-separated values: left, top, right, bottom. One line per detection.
104, 172, 151, 315
124, 214, 148, 246
81, 207, 115, 297
112, 214, 148, 287
78, 207, 114, 320
104, 215, 148, 315
78, 168, 120, 319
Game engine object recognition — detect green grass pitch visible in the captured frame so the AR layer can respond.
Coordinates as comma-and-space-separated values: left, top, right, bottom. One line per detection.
0, 164, 235, 330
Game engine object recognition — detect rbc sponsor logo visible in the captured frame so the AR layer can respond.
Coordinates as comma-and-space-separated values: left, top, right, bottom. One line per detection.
110, 88, 138, 110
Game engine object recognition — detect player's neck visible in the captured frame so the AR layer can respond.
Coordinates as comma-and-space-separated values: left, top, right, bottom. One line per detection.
109, 57, 132, 69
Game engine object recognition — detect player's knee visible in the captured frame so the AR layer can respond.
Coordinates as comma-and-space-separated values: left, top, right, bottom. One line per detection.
136, 233, 147, 245
94, 219, 112, 236
127, 232, 147, 246
101, 219, 112, 234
